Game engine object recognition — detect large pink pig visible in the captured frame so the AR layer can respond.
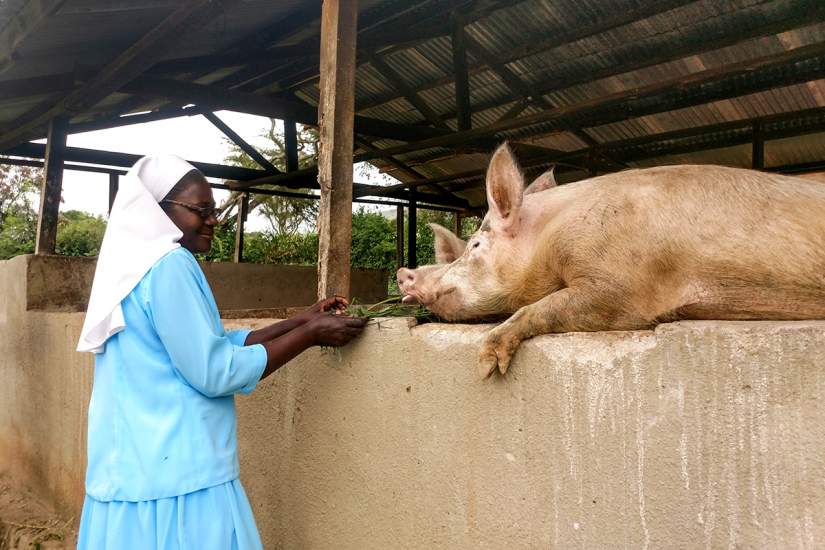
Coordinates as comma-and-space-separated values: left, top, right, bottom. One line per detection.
398, 143, 825, 378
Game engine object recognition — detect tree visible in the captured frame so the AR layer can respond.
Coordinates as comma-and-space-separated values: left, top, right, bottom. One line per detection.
222, 120, 319, 235
0, 166, 40, 259
350, 209, 396, 270
55, 211, 107, 257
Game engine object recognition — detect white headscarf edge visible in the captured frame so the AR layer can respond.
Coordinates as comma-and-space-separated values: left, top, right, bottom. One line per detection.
77, 155, 197, 353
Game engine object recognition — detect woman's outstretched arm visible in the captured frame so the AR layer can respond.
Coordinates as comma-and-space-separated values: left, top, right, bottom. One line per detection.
244, 296, 348, 344
256, 313, 368, 380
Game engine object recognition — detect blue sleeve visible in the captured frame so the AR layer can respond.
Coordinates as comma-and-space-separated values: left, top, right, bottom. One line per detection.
226, 329, 252, 347
145, 250, 267, 397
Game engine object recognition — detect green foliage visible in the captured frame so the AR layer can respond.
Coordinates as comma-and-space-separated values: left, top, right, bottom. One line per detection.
350, 209, 396, 270
0, 166, 39, 259
55, 211, 107, 257
0, 211, 36, 258
245, 232, 319, 265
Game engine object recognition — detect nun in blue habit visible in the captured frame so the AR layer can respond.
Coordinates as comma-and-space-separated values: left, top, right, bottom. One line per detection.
75, 155, 367, 549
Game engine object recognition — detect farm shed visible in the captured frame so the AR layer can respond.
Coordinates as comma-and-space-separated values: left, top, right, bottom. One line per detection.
1, 1, 825, 548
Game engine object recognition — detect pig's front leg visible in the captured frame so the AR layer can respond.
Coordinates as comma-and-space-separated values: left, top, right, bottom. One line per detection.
478, 286, 629, 378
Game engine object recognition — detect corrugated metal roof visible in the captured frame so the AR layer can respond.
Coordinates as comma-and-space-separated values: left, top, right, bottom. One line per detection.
2, 0, 825, 209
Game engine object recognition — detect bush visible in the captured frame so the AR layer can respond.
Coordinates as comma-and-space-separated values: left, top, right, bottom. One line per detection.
55, 211, 107, 257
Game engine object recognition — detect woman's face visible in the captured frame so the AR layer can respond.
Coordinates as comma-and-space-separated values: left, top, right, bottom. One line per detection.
163, 174, 218, 254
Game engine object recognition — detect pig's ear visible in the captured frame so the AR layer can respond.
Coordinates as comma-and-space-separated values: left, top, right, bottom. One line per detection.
429, 223, 466, 263
524, 166, 556, 195
485, 143, 524, 233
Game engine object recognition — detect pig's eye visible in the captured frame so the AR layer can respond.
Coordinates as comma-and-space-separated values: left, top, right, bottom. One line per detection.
472, 242, 480, 249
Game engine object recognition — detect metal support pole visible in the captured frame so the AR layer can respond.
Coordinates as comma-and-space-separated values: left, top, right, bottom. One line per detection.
284, 118, 299, 172
752, 121, 765, 170
396, 205, 405, 270
234, 192, 249, 263
108, 172, 119, 214
35, 116, 67, 254
407, 190, 417, 268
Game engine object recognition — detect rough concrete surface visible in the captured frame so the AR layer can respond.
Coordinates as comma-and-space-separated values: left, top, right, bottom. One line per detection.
2, 257, 824, 549
231, 318, 825, 550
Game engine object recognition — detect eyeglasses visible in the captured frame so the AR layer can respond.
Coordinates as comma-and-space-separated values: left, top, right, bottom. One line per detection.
161, 199, 217, 220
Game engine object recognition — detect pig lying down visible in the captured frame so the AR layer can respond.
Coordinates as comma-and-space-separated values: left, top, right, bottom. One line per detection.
397, 143, 825, 379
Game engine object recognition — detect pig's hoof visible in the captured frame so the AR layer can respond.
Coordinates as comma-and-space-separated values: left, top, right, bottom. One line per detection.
478, 351, 498, 379
479, 329, 520, 379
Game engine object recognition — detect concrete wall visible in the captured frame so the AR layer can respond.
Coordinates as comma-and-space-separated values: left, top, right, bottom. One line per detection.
2, 257, 825, 549
20, 254, 388, 312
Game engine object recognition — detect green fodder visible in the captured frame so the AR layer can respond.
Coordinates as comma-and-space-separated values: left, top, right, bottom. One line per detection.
345, 296, 439, 323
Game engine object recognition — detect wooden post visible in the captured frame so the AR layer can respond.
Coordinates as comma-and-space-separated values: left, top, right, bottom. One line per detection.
453, 212, 462, 239
316, 0, 358, 299
396, 205, 405, 270
35, 117, 67, 255
588, 149, 599, 177
108, 172, 119, 214
233, 192, 249, 263
284, 119, 299, 172
752, 121, 765, 170
451, 16, 471, 131
407, 190, 417, 268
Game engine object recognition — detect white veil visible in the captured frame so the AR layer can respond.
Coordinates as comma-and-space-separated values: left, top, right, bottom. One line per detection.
76, 155, 196, 353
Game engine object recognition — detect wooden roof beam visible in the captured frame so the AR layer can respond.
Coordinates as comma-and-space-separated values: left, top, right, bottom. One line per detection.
356, 0, 695, 112
0, 0, 231, 150
121, 76, 450, 142
352, 101, 825, 199
252, 0, 522, 96
461, 32, 626, 169
451, 16, 472, 131
68, 105, 206, 134
358, 0, 824, 116
348, 40, 825, 163
366, 53, 449, 130
0, 0, 67, 74
202, 112, 279, 173
3, 142, 271, 183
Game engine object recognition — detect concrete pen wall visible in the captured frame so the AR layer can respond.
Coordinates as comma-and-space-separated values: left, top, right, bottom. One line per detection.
2, 255, 824, 549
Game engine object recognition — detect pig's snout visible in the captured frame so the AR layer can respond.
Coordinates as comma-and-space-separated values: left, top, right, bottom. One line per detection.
396, 268, 420, 304
397, 267, 416, 288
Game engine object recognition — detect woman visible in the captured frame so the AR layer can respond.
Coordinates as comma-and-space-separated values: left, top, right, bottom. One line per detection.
75, 154, 367, 549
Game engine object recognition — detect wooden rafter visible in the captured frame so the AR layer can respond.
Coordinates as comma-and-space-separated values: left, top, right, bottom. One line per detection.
68, 105, 206, 134
356, 0, 695, 112
250, 0, 521, 97
366, 53, 448, 129
451, 16, 472, 131
0, 0, 228, 150
355, 105, 825, 197
121, 77, 450, 142
355, 136, 457, 198
202, 112, 279, 173
461, 31, 626, 168
0, 0, 67, 74
398, 0, 825, 128
348, 41, 825, 163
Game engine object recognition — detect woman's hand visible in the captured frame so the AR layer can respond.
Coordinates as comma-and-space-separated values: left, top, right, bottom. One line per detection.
306, 312, 368, 347
292, 296, 349, 325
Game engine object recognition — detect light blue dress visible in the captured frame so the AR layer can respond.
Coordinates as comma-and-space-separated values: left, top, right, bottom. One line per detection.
77, 247, 268, 550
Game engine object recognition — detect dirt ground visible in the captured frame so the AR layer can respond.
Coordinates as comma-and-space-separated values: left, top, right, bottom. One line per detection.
0, 474, 77, 550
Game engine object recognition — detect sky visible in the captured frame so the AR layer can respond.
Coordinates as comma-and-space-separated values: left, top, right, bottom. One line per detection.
43, 110, 398, 231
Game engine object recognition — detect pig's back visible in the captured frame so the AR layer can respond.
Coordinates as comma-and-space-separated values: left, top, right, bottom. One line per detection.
547, 164, 825, 288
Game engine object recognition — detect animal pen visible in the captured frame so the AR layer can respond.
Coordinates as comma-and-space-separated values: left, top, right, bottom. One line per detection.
1, 1, 825, 548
